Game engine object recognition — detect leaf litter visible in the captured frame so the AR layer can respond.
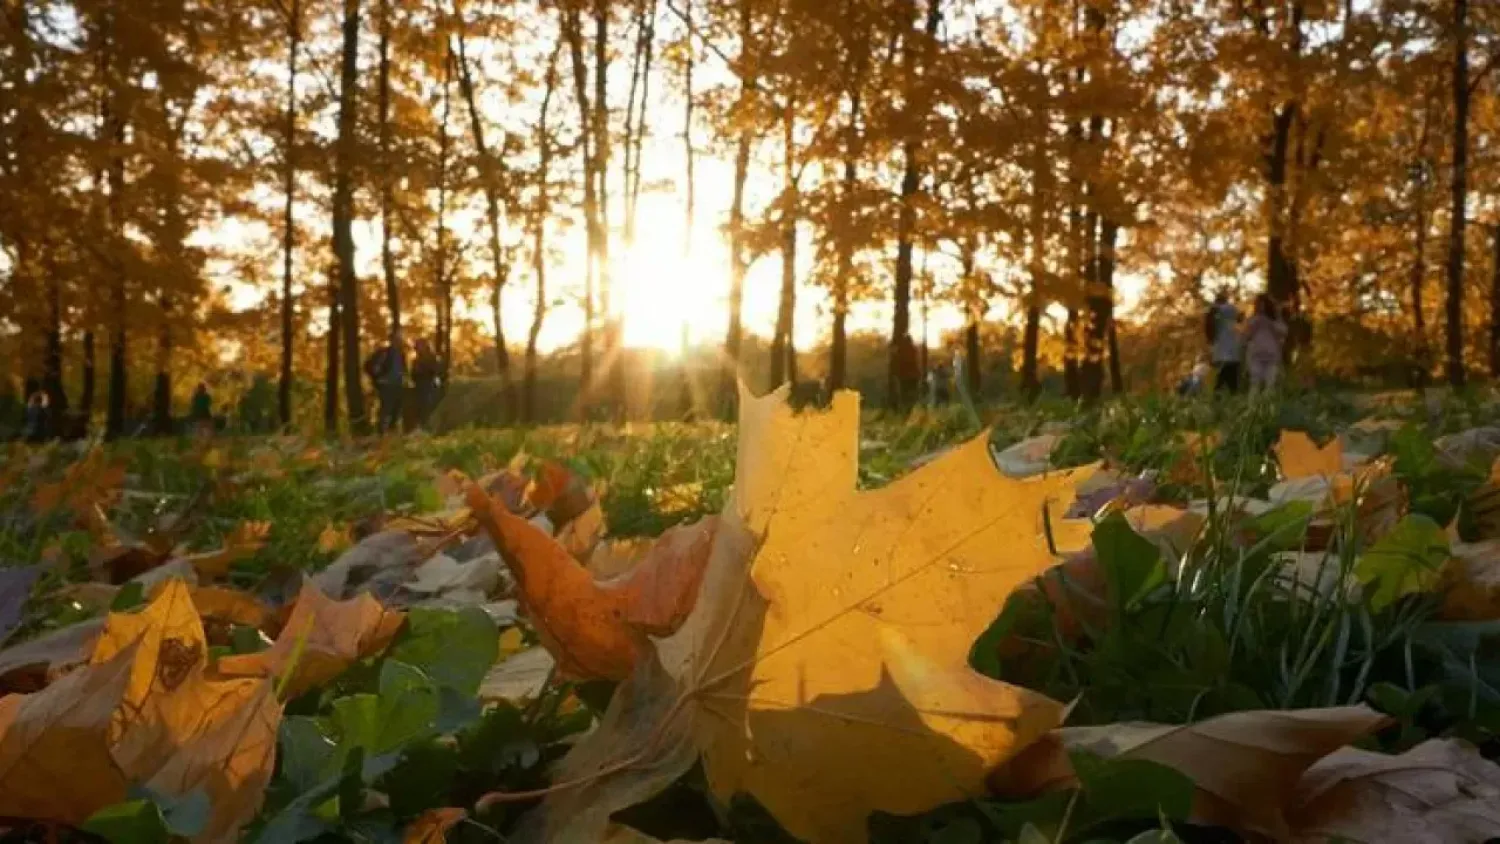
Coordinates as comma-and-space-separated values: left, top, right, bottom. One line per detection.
5, 394, 1500, 840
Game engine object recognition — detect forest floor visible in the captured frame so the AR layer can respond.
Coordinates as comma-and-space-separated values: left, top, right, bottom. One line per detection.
3, 387, 1500, 842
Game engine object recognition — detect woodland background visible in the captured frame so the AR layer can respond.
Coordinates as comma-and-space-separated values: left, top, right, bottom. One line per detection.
3, 0, 1500, 433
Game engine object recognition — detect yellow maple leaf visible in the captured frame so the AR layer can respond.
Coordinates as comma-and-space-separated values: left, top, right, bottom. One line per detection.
516, 386, 1089, 844
1275, 430, 1344, 479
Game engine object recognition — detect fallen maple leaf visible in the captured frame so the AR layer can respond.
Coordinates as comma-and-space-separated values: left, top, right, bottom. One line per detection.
1275, 430, 1344, 479
990, 706, 1390, 839
0, 619, 103, 693
29, 449, 126, 524
514, 386, 1089, 844
215, 580, 404, 698
0, 642, 137, 823
405, 807, 467, 843
1288, 738, 1500, 843
144, 675, 283, 844
467, 489, 716, 680
1441, 539, 1500, 620
479, 646, 556, 703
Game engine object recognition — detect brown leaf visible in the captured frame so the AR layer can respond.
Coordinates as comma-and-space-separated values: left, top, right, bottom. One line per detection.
404, 807, 467, 843
612, 516, 716, 636
30, 450, 126, 525
466, 485, 641, 681
990, 706, 1391, 839
1442, 539, 1500, 620
1289, 738, 1500, 843
215, 580, 404, 698
0, 642, 136, 824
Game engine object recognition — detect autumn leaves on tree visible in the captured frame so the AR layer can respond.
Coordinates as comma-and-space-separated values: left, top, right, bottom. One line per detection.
4, 1, 1500, 428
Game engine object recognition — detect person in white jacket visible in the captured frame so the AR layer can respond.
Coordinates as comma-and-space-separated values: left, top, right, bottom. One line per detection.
1244, 294, 1289, 391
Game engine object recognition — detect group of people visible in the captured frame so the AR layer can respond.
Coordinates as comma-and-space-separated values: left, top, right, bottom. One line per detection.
1182, 290, 1289, 395
363, 334, 443, 434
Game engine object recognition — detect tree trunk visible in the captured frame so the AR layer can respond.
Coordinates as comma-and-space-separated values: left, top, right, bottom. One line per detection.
279, 0, 301, 431
436, 46, 454, 383
102, 14, 128, 440
377, 0, 401, 343
594, 0, 622, 415
1022, 108, 1050, 401
1265, 3, 1305, 352
1099, 217, 1122, 393
960, 244, 981, 397
456, 30, 515, 418
44, 263, 66, 420
325, 279, 340, 436
1446, 0, 1469, 387
526, 41, 560, 424
333, 0, 367, 432
1491, 225, 1500, 377
770, 105, 798, 390
888, 0, 942, 408
81, 330, 96, 423
721, 130, 752, 412
678, 0, 695, 415
561, 4, 598, 411
830, 90, 863, 393
1410, 152, 1431, 387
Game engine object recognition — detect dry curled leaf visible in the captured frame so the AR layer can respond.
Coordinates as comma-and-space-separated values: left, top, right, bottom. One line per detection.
1289, 738, 1500, 843
215, 580, 404, 698
516, 385, 1088, 844
1441, 539, 1500, 621
990, 705, 1391, 839
1275, 430, 1344, 479
0, 642, 136, 823
181, 520, 271, 579
0, 619, 104, 693
479, 646, 556, 704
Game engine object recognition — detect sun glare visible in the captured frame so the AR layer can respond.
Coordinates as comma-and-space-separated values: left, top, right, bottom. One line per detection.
614, 207, 727, 355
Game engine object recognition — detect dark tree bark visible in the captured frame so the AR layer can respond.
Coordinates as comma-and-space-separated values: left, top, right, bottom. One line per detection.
770, 105, 798, 390
456, 29, 515, 418
593, 0, 622, 415
1021, 101, 1050, 401
333, 0, 368, 431
561, 3, 598, 410
82, 330, 96, 423
526, 41, 561, 424
830, 0, 867, 393
100, 5, 128, 440
377, 0, 401, 343
1446, 0, 1469, 386
888, 0, 942, 408
325, 279, 340, 436
279, 0, 301, 431
677, 0, 695, 415
1099, 218, 1122, 394
436, 46, 454, 382
718, 0, 755, 413
1491, 225, 1500, 378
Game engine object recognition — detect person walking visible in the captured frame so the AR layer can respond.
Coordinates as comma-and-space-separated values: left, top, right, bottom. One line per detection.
189, 382, 214, 437
22, 390, 50, 443
364, 334, 407, 435
1207, 290, 1243, 393
1245, 294, 1289, 392
411, 339, 441, 429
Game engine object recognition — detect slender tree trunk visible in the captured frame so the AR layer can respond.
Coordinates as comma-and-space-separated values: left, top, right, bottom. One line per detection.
678, 0, 695, 414
562, 4, 598, 411
101, 12, 128, 440
526, 41, 561, 424
436, 46, 454, 382
45, 262, 66, 420
1265, 3, 1304, 355
1446, 0, 1469, 386
593, 0, 622, 414
1022, 112, 1050, 400
279, 0, 301, 431
1490, 225, 1500, 377
719, 1, 755, 413
889, 0, 942, 409
325, 279, 340, 435
334, 0, 367, 431
456, 30, 515, 418
1099, 217, 1122, 393
1410, 167, 1431, 386
377, 0, 401, 343
960, 245, 981, 397
82, 331, 96, 423
770, 106, 798, 390
830, 84, 863, 393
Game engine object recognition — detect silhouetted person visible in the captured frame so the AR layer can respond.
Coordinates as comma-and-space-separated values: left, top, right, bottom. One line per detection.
411, 339, 441, 429
1208, 290, 1243, 393
364, 335, 406, 434
22, 390, 50, 443
190, 382, 213, 437
1245, 294, 1288, 392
